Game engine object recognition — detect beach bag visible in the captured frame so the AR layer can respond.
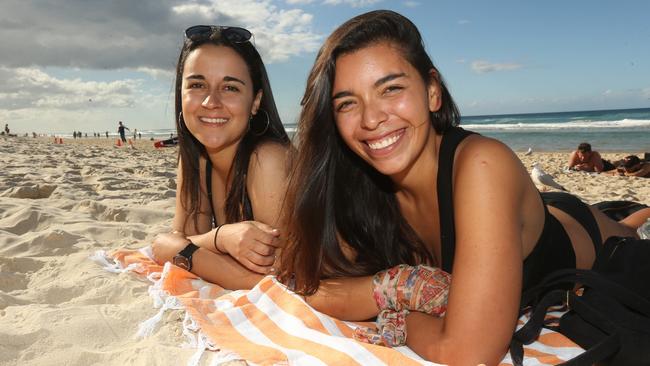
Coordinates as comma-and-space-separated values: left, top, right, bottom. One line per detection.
602, 159, 616, 171
510, 236, 650, 366
594, 200, 649, 221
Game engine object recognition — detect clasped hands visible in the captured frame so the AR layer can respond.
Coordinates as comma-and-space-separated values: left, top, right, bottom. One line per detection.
151, 221, 281, 274
354, 264, 451, 347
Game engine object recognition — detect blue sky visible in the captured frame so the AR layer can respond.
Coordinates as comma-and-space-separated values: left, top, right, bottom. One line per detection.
1, 0, 649, 134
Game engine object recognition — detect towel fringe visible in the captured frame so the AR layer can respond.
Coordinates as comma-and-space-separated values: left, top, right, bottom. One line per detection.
136, 263, 183, 338
89, 250, 144, 274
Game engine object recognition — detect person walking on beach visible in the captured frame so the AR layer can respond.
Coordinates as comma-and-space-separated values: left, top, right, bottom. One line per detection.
568, 142, 604, 172
117, 121, 129, 143
4, 124, 9, 135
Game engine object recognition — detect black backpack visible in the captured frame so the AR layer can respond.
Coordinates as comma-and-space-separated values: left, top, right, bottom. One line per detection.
510, 236, 650, 366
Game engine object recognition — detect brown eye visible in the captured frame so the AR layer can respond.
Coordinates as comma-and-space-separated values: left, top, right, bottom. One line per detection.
336, 100, 354, 112
224, 85, 240, 92
384, 85, 403, 94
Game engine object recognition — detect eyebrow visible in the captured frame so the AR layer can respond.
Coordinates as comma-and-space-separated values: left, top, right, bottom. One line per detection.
184, 75, 246, 85
331, 72, 406, 100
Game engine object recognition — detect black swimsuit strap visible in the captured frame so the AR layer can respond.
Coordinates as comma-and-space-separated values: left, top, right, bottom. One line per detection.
205, 158, 217, 228
436, 127, 475, 273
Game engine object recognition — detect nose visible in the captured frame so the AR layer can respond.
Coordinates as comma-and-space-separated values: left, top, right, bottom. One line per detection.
202, 89, 222, 109
360, 101, 388, 130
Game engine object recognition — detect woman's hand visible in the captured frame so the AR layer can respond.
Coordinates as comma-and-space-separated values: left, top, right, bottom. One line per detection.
151, 232, 191, 264
215, 221, 281, 274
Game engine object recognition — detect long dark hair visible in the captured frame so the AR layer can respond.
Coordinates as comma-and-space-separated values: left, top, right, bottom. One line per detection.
174, 28, 289, 231
279, 10, 460, 294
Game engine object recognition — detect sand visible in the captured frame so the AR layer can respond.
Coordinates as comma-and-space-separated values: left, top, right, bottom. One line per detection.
0, 136, 648, 365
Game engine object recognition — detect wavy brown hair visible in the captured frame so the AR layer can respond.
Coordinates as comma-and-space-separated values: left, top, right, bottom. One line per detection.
174, 28, 289, 231
279, 10, 460, 295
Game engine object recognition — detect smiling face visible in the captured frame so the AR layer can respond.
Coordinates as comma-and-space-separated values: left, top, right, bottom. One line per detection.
181, 44, 261, 153
332, 42, 441, 177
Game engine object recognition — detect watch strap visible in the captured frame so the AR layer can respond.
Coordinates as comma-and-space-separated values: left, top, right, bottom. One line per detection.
176, 242, 199, 271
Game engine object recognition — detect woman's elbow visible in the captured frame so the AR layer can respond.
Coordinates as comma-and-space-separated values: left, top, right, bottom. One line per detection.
420, 336, 508, 366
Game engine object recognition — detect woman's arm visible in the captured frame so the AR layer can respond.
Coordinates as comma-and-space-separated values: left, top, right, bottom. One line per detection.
406, 137, 528, 365
305, 276, 379, 321
152, 158, 266, 288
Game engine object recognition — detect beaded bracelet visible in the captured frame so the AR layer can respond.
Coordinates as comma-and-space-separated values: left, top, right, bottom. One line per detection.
213, 225, 225, 254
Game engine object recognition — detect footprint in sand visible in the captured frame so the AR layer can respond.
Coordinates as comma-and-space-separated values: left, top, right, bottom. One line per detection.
0, 184, 57, 199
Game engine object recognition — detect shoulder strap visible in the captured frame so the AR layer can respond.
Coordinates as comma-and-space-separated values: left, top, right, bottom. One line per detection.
437, 127, 475, 273
205, 158, 217, 228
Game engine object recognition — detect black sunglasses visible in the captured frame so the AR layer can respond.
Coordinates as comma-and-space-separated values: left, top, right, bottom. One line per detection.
184, 25, 252, 43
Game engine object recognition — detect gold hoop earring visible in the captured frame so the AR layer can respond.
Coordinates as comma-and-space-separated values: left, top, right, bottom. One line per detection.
250, 109, 270, 136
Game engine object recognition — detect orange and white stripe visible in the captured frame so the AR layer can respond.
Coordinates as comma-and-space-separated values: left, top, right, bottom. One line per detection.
93, 248, 584, 366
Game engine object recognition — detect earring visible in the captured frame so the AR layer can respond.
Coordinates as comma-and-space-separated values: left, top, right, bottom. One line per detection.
250, 109, 270, 136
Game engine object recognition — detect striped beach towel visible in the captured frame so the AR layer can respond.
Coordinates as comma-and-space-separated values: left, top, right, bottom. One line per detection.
92, 248, 584, 365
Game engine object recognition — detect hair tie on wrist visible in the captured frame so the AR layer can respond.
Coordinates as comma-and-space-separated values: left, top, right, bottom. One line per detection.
213, 225, 225, 254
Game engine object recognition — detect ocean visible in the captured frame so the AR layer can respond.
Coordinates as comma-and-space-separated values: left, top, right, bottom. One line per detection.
460, 107, 650, 152
66, 107, 648, 152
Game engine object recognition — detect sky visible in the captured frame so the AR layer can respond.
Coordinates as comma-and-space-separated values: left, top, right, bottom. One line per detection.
1, 0, 649, 135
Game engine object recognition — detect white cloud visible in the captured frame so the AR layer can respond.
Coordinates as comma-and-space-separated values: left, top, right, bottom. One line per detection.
0, 0, 320, 69
322, 0, 383, 7
403, 1, 419, 7
471, 60, 522, 74
0, 67, 142, 110
171, 0, 321, 63
286, 0, 314, 4
458, 19, 470, 25
603, 89, 613, 96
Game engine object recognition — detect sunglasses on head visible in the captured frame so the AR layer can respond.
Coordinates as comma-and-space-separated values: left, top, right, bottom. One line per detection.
184, 25, 252, 43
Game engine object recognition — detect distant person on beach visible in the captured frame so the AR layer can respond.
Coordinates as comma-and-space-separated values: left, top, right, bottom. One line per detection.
613, 155, 650, 178
105, 131, 109, 138
277, 11, 650, 365
117, 121, 129, 143
568, 142, 604, 172
151, 25, 291, 290
4, 124, 9, 135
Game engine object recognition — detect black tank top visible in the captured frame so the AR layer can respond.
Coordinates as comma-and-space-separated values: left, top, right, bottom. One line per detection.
436, 127, 578, 290
205, 158, 254, 227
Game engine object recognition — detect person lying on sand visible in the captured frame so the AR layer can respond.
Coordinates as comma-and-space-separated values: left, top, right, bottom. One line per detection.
612, 155, 650, 178
568, 142, 605, 172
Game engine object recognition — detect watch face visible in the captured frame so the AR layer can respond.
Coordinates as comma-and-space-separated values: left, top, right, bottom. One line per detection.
173, 255, 190, 271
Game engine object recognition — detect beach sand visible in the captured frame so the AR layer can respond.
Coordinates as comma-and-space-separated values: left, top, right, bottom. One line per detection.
0, 136, 648, 365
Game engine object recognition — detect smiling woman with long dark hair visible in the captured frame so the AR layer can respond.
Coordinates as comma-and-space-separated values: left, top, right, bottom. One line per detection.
278, 10, 649, 365
151, 25, 290, 289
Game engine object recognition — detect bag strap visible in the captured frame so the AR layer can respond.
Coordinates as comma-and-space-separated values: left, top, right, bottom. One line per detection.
511, 290, 622, 366
558, 292, 621, 366
521, 268, 650, 317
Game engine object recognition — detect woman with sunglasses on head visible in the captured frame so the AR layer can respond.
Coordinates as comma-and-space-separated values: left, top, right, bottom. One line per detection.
278, 10, 650, 365
152, 25, 291, 289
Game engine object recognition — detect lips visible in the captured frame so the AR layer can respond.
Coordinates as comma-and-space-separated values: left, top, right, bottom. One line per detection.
365, 128, 405, 151
199, 116, 229, 124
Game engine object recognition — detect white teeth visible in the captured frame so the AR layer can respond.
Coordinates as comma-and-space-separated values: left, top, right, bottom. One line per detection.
200, 117, 228, 124
368, 133, 401, 150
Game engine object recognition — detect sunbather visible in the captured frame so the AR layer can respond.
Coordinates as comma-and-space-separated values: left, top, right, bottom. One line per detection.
151, 25, 291, 289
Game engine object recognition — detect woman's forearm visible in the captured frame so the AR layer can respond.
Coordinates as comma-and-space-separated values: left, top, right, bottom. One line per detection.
305, 276, 378, 321
406, 312, 506, 366
191, 247, 263, 290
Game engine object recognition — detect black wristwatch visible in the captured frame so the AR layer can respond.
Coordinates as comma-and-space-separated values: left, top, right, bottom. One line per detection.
172, 242, 200, 271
